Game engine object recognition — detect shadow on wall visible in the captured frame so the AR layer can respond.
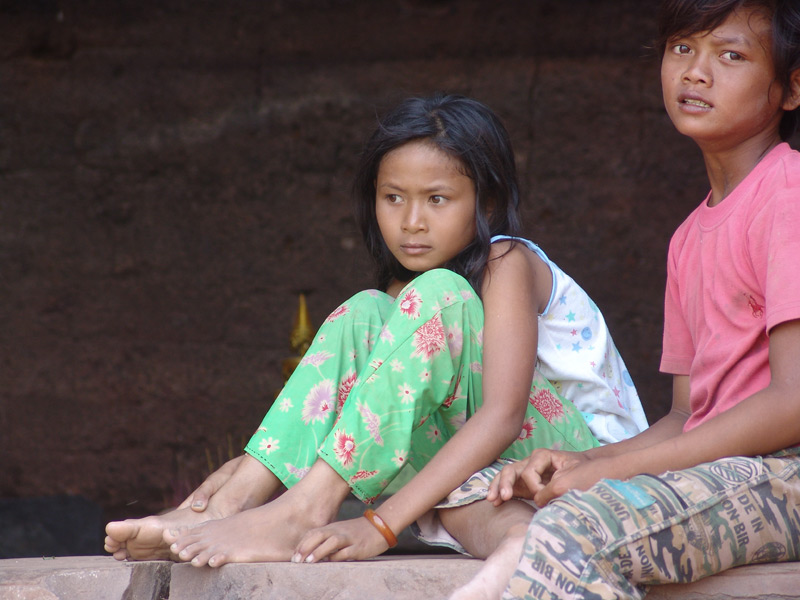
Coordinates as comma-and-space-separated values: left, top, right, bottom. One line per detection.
0, 496, 105, 558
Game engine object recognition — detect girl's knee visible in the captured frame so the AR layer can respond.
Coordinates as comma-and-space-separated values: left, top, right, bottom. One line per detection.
327, 289, 393, 321
347, 288, 391, 308
399, 269, 477, 302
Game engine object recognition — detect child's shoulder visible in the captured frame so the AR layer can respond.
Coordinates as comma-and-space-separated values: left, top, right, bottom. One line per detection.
487, 237, 539, 268
488, 237, 554, 277
489, 235, 546, 260
669, 144, 800, 259
772, 143, 800, 188
740, 143, 800, 212
486, 237, 554, 312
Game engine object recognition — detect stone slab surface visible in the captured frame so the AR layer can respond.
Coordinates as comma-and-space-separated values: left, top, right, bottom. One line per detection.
1, 556, 799, 599
645, 562, 800, 600
0, 556, 170, 600
170, 558, 800, 600
168, 555, 482, 600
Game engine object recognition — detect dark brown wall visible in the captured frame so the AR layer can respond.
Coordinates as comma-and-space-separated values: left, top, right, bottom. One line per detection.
2, 0, 718, 519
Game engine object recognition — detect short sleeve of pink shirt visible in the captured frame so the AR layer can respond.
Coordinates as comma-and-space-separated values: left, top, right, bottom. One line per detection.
660, 143, 800, 431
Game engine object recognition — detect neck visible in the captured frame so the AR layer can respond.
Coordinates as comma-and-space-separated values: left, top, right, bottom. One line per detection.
699, 131, 783, 207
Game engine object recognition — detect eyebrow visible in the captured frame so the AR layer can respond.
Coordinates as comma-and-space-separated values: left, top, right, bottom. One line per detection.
377, 181, 457, 193
709, 33, 752, 47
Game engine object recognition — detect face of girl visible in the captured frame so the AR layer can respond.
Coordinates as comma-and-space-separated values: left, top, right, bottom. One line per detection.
375, 140, 478, 274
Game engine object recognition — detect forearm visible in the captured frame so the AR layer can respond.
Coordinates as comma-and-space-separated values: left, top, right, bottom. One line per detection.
525, 323, 800, 504
584, 374, 690, 461
584, 407, 689, 460
376, 406, 522, 534
609, 386, 800, 480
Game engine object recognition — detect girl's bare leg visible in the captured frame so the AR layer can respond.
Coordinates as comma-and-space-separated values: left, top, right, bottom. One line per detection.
440, 500, 533, 600
104, 454, 280, 561
164, 457, 351, 567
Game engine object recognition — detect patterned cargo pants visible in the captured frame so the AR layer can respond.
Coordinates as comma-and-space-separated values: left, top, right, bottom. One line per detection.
245, 269, 597, 503
503, 450, 800, 599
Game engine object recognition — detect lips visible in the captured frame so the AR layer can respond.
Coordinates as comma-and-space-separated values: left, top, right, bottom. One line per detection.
678, 92, 712, 109
400, 243, 431, 255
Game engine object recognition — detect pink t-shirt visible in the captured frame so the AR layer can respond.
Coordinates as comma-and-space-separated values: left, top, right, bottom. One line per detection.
660, 143, 800, 432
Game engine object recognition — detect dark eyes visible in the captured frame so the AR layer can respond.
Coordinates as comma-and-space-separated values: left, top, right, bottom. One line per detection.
670, 43, 745, 62
383, 195, 448, 204
721, 50, 744, 61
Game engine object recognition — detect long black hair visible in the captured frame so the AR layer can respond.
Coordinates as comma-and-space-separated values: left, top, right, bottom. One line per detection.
353, 94, 523, 294
657, 0, 800, 139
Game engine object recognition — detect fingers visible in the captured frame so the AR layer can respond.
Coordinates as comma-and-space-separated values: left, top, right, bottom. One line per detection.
176, 490, 208, 512
533, 476, 573, 507
292, 518, 389, 563
187, 480, 215, 512
487, 465, 517, 505
518, 451, 555, 497
177, 455, 245, 512
487, 451, 561, 507
293, 528, 345, 564
176, 473, 223, 512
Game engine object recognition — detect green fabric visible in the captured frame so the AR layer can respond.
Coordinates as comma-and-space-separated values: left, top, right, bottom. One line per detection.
246, 269, 597, 503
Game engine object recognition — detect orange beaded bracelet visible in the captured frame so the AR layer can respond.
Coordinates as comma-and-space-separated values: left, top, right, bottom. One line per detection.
363, 509, 398, 548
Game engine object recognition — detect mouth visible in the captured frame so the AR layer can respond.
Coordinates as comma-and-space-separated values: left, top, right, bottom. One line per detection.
679, 94, 712, 109
400, 244, 431, 255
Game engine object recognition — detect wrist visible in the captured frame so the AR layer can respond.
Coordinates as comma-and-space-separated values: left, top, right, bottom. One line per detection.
363, 509, 398, 548
604, 448, 652, 482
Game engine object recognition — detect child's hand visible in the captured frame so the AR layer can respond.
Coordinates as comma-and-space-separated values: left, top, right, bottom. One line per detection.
487, 449, 588, 506
291, 516, 389, 563
177, 455, 244, 512
486, 457, 534, 505
532, 454, 629, 506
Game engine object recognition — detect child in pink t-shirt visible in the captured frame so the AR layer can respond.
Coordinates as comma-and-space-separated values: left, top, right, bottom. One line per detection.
661, 142, 800, 431
451, 1, 800, 598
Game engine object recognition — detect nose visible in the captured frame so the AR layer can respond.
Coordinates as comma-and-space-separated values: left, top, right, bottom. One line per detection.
682, 54, 711, 86
402, 201, 427, 233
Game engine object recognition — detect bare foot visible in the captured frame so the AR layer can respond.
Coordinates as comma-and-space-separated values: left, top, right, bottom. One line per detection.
106, 454, 283, 562
104, 506, 224, 561
164, 488, 341, 567
448, 531, 526, 600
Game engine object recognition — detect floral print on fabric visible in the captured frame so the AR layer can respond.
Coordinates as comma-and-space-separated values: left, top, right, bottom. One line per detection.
245, 269, 598, 503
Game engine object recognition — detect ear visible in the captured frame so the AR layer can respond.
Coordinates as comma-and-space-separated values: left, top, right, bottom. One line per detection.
782, 69, 800, 111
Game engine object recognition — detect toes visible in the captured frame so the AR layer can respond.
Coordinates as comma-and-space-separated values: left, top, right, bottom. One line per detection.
112, 548, 131, 561
206, 552, 229, 568
169, 531, 199, 559
172, 543, 192, 561
163, 528, 182, 545
173, 537, 207, 563
105, 520, 136, 540
104, 536, 122, 553
186, 546, 216, 567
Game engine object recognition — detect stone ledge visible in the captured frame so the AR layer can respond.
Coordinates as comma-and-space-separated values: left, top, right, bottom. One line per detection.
169, 555, 481, 600
1, 556, 799, 599
0, 556, 170, 600
645, 562, 800, 600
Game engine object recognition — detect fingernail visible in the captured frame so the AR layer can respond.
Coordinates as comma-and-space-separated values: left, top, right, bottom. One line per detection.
170, 543, 178, 552
291, 553, 301, 563
192, 501, 204, 508
304, 554, 315, 563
